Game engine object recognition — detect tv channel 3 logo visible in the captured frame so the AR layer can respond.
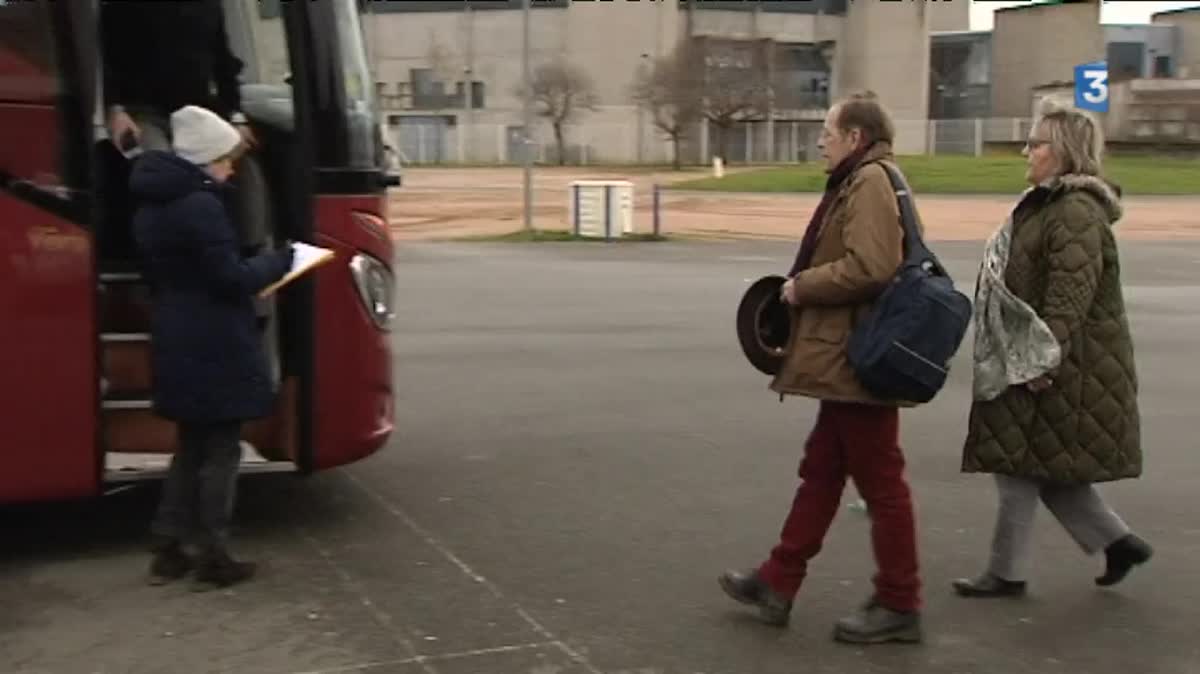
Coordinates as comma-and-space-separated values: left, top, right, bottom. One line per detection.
1074, 61, 1109, 113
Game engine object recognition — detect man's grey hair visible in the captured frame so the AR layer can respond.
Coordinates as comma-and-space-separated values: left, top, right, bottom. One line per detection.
1034, 96, 1105, 177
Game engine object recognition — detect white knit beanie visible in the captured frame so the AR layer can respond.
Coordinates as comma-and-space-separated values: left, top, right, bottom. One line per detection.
170, 105, 242, 165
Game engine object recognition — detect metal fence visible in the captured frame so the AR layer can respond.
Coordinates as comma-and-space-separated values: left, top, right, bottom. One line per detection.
385, 116, 1037, 166
928, 117, 1037, 156
390, 182, 798, 242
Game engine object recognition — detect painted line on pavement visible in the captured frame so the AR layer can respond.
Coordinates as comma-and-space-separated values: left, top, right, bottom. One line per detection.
342, 470, 604, 674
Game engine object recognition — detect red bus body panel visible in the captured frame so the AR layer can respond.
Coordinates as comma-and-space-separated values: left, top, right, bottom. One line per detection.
0, 39, 99, 502
310, 195, 394, 469
0, 195, 98, 502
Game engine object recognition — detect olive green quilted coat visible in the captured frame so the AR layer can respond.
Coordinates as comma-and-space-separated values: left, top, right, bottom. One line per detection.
961, 174, 1141, 485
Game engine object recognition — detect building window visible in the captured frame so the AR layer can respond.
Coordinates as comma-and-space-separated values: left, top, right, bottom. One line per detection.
410, 68, 436, 96
370, 0, 568, 12
1106, 42, 1144, 80
775, 44, 831, 110
1154, 55, 1173, 78
455, 80, 486, 109
410, 67, 448, 108
684, 0, 846, 14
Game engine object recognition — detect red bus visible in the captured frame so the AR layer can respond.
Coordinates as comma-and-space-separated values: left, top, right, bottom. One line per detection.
0, 0, 397, 505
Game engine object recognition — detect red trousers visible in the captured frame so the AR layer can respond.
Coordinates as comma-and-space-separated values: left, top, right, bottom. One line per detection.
757, 401, 922, 612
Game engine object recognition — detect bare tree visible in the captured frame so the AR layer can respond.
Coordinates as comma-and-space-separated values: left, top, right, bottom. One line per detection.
631, 44, 705, 170
515, 62, 600, 165
697, 38, 770, 162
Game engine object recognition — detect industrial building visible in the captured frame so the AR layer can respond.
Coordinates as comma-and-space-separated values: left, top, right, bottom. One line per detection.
933, 2, 1199, 149
360, 0, 1197, 164
363, 0, 967, 163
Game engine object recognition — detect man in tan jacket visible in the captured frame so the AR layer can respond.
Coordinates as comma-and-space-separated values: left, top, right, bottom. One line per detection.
719, 92, 923, 644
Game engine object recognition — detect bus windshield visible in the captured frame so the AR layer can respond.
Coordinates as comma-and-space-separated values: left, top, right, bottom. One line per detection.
331, 0, 379, 169
226, 0, 381, 170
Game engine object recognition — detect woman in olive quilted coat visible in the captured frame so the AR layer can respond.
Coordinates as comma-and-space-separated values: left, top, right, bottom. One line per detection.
953, 99, 1151, 598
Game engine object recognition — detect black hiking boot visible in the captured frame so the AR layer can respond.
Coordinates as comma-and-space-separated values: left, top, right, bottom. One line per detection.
148, 538, 193, 586
191, 546, 257, 591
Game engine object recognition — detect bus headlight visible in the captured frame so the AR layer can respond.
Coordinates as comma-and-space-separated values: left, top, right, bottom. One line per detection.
348, 253, 394, 330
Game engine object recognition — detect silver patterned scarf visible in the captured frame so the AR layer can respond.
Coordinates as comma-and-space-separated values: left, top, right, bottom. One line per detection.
971, 190, 1062, 401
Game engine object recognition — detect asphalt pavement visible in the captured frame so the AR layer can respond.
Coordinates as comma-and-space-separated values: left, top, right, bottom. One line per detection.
3, 239, 1200, 674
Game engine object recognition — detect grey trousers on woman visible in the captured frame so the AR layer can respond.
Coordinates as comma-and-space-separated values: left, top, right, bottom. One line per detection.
988, 474, 1131, 582
151, 422, 244, 548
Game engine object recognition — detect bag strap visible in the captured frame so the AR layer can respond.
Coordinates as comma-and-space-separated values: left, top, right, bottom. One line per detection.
875, 161, 947, 276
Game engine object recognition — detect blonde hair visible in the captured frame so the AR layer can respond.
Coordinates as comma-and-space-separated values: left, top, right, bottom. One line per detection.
1034, 97, 1105, 177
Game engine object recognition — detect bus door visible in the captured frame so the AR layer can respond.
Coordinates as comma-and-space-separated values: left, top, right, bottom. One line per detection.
300, 0, 396, 470
0, 2, 101, 503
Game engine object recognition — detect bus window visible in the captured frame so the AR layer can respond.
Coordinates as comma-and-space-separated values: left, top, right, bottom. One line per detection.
0, 1, 62, 189
226, 0, 293, 132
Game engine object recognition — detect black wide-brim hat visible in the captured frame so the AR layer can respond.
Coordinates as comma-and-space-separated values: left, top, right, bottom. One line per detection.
736, 275, 792, 376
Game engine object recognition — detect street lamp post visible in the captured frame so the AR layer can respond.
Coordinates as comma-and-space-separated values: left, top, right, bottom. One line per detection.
522, 0, 533, 232
464, 4, 474, 163
637, 53, 648, 164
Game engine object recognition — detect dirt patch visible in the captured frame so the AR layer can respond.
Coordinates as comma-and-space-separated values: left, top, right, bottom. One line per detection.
388, 167, 1200, 242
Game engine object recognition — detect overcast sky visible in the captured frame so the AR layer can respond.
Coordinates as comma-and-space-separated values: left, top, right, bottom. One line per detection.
970, 1, 1200, 30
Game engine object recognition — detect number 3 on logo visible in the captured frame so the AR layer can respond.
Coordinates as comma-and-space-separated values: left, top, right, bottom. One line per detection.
1082, 70, 1107, 103
1074, 61, 1109, 113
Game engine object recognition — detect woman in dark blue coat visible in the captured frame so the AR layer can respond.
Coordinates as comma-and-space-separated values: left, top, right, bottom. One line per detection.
130, 105, 292, 589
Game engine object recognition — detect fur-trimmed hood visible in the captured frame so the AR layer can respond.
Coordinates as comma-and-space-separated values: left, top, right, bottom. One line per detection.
1041, 173, 1124, 225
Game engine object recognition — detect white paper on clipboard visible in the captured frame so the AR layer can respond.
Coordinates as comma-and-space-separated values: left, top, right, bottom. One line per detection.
258, 242, 335, 297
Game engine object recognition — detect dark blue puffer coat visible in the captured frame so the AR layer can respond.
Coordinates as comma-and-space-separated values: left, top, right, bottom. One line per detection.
130, 151, 292, 423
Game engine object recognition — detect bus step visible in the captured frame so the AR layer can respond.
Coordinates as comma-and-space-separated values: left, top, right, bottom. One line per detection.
100, 332, 150, 343
99, 271, 144, 284
101, 333, 151, 395
101, 395, 153, 411
102, 394, 172, 455
99, 282, 152, 333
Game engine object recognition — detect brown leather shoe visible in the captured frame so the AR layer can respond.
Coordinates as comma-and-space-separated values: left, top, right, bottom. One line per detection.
833, 598, 922, 644
718, 569, 792, 626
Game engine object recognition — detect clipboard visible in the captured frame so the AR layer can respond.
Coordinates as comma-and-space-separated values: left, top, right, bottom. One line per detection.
258, 241, 336, 298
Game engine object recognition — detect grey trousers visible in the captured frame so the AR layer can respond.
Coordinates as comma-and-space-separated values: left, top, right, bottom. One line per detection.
987, 474, 1131, 581
151, 422, 244, 548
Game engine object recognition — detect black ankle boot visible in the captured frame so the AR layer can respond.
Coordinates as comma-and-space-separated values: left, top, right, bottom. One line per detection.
191, 546, 256, 591
1096, 534, 1153, 587
148, 538, 193, 586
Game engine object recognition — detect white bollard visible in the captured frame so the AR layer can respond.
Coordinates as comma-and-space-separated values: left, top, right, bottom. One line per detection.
713, 156, 725, 179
